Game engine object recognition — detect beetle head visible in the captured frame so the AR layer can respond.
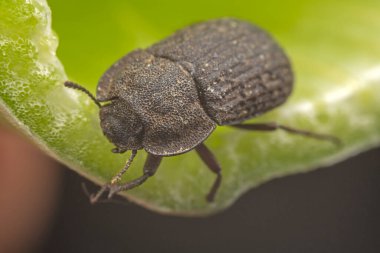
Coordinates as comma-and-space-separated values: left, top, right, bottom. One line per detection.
99, 99, 144, 151
64, 81, 144, 152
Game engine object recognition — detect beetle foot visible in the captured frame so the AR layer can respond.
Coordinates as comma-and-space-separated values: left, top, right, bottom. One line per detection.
107, 184, 120, 199
89, 184, 110, 204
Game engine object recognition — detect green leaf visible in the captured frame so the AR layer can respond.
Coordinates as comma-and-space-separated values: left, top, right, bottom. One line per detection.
1, 0, 379, 215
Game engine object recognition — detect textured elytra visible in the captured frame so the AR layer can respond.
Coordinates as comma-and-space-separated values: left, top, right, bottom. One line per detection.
96, 18, 293, 156
148, 18, 293, 125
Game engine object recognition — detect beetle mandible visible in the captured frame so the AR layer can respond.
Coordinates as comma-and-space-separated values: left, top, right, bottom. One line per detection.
64, 18, 340, 203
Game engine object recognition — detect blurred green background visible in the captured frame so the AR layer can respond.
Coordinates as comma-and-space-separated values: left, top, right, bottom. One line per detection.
49, 0, 303, 87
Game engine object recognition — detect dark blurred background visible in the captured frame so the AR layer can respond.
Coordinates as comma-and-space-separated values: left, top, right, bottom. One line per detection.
1, 122, 380, 253
42, 145, 380, 253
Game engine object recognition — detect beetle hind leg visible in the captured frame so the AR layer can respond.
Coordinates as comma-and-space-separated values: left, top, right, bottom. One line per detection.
232, 122, 341, 146
196, 143, 222, 202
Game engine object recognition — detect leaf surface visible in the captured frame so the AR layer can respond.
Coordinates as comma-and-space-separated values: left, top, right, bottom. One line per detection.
1, 0, 379, 215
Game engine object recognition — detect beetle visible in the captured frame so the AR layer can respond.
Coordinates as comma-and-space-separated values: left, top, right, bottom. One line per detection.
64, 18, 340, 203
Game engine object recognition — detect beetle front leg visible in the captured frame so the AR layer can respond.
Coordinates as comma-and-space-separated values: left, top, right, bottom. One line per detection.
109, 150, 137, 185
107, 154, 162, 199
232, 122, 341, 146
90, 150, 138, 204
195, 143, 222, 202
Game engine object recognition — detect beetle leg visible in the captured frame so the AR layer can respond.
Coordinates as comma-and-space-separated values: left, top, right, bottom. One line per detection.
107, 154, 162, 199
195, 143, 222, 202
232, 122, 341, 146
109, 150, 138, 185
90, 150, 138, 203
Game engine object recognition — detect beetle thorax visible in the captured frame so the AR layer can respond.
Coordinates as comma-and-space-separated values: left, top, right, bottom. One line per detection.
97, 50, 216, 156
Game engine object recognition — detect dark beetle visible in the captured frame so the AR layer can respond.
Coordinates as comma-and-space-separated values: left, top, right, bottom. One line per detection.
65, 18, 339, 203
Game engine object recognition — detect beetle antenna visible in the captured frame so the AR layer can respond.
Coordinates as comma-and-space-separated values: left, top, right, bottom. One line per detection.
64, 81, 101, 108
